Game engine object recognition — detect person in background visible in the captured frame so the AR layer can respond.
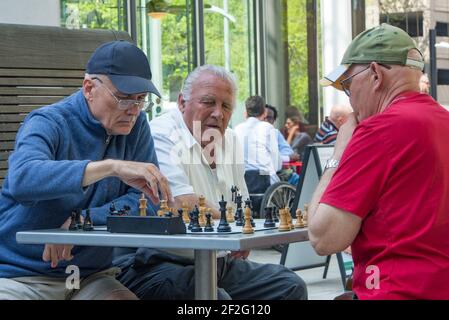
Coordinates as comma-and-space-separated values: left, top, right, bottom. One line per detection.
285, 116, 313, 160
315, 104, 353, 145
419, 73, 430, 94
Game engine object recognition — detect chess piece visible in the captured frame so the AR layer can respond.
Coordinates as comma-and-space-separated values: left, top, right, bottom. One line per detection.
83, 209, 94, 231
231, 186, 239, 203
273, 207, 279, 223
234, 194, 244, 226
286, 207, 293, 230
245, 198, 256, 227
278, 208, 290, 232
182, 202, 190, 224
191, 206, 203, 232
294, 209, 306, 228
69, 210, 78, 231
226, 207, 235, 223
187, 211, 194, 230
217, 195, 231, 232
157, 200, 168, 217
204, 212, 214, 232
242, 205, 254, 234
164, 211, 173, 218
120, 205, 131, 216
75, 208, 83, 229
139, 193, 147, 217
303, 204, 309, 227
263, 207, 276, 228
109, 202, 119, 215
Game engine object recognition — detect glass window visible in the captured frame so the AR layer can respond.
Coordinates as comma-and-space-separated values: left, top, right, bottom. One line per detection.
203, 0, 254, 127
60, 0, 126, 31
137, 0, 193, 118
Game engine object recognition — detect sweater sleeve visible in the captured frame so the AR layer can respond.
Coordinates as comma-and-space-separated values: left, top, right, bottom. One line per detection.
84, 116, 160, 225
7, 114, 90, 204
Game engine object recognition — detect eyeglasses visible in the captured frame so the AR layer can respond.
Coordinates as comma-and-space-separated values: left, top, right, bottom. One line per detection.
339, 63, 392, 97
91, 77, 156, 111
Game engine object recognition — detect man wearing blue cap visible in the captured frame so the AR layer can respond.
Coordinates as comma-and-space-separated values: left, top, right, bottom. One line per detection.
0, 40, 171, 299
308, 24, 449, 299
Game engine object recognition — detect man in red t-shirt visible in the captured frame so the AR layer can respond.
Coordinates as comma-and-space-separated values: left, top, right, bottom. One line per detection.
309, 23, 449, 299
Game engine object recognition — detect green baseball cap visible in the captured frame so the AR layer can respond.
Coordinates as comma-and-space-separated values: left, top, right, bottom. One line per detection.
320, 23, 425, 90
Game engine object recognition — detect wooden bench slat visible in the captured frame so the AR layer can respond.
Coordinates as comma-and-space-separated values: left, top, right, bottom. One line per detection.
0, 169, 8, 179
0, 78, 82, 86
0, 87, 78, 96
0, 123, 22, 131
0, 141, 15, 150
0, 161, 8, 169
0, 132, 17, 141
0, 152, 12, 160
0, 96, 65, 105
0, 68, 84, 78
0, 114, 27, 122
0, 106, 41, 113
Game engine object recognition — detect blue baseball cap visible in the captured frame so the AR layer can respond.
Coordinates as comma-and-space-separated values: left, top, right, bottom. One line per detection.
86, 40, 161, 97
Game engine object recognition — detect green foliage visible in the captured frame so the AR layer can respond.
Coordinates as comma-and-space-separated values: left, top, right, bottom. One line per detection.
286, 0, 309, 117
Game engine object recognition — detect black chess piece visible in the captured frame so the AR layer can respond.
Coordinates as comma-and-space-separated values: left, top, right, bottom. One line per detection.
234, 194, 243, 226
188, 211, 194, 230
191, 206, 203, 232
109, 202, 119, 215
122, 205, 131, 215
204, 212, 214, 232
264, 207, 276, 228
75, 209, 83, 229
83, 209, 94, 231
69, 210, 78, 231
273, 207, 279, 223
245, 198, 256, 227
231, 186, 239, 203
217, 195, 231, 232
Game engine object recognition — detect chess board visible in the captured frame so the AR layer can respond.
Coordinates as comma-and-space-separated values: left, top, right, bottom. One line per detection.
186, 219, 277, 235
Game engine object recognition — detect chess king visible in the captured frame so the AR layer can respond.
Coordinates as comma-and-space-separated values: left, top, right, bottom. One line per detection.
114, 65, 308, 300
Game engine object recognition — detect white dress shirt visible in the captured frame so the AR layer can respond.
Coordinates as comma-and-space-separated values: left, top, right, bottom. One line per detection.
234, 117, 282, 184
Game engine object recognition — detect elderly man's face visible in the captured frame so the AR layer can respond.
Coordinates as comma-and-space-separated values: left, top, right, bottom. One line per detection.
179, 73, 234, 147
84, 76, 147, 135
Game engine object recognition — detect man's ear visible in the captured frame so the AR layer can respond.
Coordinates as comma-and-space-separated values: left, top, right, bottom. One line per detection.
82, 78, 94, 101
177, 94, 186, 112
371, 62, 383, 92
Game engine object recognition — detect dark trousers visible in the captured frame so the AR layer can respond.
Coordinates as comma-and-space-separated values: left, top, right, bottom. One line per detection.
114, 248, 307, 300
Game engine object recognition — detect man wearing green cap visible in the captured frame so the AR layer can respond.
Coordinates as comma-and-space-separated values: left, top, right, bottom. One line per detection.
308, 24, 449, 299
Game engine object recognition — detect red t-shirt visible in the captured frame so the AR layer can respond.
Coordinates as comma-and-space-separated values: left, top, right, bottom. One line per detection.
321, 92, 449, 299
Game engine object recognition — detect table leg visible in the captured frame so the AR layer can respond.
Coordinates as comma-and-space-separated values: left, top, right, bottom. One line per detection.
194, 249, 217, 300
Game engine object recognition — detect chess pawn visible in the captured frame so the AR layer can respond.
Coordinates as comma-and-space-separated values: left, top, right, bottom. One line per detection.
157, 200, 168, 217
242, 206, 254, 234
226, 207, 235, 223
182, 202, 190, 224
303, 204, 309, 226
204, 212, 214, 232
294, 209, 306, 228
207, 208, 215, 225
69, 210, 78, 231
278, 209, 290, 232
139, 193, 147, 217
83, 209, 94, 231
263, 207, 275, 228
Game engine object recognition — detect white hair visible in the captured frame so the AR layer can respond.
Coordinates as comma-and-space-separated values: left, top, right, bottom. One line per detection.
180, 65, 238, 102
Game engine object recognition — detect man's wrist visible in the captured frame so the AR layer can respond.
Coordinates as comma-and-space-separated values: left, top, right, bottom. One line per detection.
323, 158, 340, 172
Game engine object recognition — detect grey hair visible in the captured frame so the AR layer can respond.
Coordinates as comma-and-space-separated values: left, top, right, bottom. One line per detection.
180, 65, 238, 103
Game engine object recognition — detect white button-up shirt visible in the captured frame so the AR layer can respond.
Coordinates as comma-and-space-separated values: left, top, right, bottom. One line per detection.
150, 108, 249, 206
234, 117, 282, 184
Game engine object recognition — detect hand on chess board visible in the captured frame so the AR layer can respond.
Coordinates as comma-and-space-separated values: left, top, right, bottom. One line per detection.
42, 216, 76, 268
113, 161, 173, 206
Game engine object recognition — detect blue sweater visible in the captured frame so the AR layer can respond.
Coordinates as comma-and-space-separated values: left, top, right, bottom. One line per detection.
0, 90, 158, 278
